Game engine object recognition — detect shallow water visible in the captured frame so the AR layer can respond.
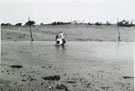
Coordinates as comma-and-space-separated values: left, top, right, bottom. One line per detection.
1, 41, 134, 65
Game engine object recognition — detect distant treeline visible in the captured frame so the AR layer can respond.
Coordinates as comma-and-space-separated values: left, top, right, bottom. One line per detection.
49, 22, 71, 25
117, 20, 134, 27
1, 21, 35, 26
1, 19, 135, 27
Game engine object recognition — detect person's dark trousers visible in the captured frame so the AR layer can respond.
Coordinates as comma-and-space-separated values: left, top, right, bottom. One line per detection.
62, 39, 66, 44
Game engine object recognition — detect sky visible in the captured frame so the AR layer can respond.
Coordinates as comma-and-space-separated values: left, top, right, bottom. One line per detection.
0, 0, 135, 24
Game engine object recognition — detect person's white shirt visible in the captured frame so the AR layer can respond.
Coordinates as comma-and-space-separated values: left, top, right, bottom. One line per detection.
59, 32, 64, 39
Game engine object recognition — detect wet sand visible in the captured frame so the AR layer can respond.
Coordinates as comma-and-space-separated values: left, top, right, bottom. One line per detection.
0, 41, 134, 91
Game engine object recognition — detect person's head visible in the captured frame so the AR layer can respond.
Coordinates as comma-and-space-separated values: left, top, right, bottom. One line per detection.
60, 31, 63, 33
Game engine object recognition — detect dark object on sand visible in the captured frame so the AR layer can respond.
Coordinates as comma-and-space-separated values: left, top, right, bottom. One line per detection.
56, 84, 68, 91
66, 80, 77, 84
123, 76, 134, 79
42, 75, 60, 81
10, 65, 23, 68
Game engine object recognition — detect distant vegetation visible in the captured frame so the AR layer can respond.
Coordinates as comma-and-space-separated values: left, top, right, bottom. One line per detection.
49, 22, 71, 25
15, 23, 22, 26
106, 21, 111, 25
40, 23, 45, 26
95, 22, 102, 26
1, 19, 135, 27
88, 22, 92, 25
88, 21, 111, 26
1, 23, 12, 26
117, 19, 135, 27
25, 21, 35, 26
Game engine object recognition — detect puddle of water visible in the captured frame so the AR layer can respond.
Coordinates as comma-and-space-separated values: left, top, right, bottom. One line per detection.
1, 41, 134, 65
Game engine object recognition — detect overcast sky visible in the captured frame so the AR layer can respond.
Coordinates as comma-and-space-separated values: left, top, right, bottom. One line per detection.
0, 0, 135, 24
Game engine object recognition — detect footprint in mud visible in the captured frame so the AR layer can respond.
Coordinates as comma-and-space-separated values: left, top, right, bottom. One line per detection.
10, 65, 23, 68
1, 70, 4, 73
66, 80, 77, 84
56, 84, 69, 91
18, 36, 25, 38
41, 65, 52, 69
122, 76, 134, 79
7, 37, 12, 39
42, 75, 60, 81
